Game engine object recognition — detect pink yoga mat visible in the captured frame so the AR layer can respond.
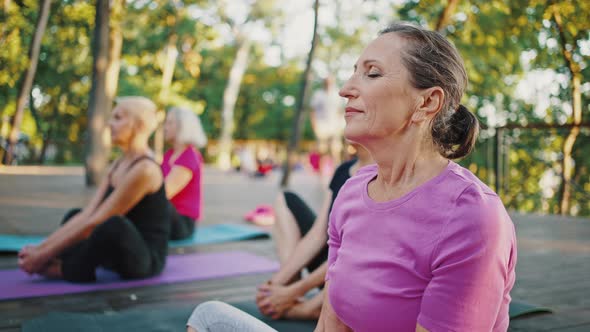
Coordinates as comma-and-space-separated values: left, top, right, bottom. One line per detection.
0, 251, 278, 301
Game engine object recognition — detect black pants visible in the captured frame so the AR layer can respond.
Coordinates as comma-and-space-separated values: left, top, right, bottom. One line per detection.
169, 202, 196, 240
283, 191, 329, 274
59, 209, 159, 283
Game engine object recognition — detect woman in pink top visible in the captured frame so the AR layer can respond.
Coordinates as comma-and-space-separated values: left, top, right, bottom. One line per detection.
162, 107, 207, 240
316, 23, 517, 332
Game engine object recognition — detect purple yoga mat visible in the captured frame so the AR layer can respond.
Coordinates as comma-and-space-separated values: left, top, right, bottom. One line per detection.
0, 251, 278, 301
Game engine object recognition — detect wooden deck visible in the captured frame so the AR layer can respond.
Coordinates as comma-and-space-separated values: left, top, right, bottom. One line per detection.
0, 166, 589, 331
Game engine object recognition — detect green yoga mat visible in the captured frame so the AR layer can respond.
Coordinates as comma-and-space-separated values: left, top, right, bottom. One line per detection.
509, 300, 552, 319
22, 301, 316, 332
0, 223, 268, 252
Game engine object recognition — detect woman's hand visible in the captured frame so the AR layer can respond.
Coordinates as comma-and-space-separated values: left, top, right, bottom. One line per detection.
18, 245, 51, 275
255, 280, 272, 309
257, 282, 301, 319
284, 296, 322, 320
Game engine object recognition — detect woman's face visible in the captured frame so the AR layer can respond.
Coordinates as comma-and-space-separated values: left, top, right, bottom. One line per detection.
164, 112, 177, 143
109, 105, 135, 146
339, 33, 419, 145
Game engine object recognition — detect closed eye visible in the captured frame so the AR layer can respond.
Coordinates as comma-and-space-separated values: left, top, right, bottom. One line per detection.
367, 66, 381, 78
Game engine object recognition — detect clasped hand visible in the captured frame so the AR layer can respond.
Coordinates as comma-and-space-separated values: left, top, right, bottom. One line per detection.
18, 245, 50, 275
255, 280, 302, 319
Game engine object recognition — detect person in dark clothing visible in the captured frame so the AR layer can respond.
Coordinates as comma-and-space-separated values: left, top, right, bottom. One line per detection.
255, 143, 373, 320
18, 96, 170, 283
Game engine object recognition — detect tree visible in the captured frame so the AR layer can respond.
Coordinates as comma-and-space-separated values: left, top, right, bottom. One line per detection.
4, 0, 51, 165
435, 0, 460, 32
217, 36, 252, 170
85, 0, 112, 186
280, 0, 320, 187
215, 0, 278, 170
550, 3, 586, 214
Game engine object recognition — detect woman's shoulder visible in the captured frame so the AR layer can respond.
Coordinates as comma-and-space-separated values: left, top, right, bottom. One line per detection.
443, 163, 512, 237
180, 145, 201, 160
133, 157, 162, 176
445, 162, 498, 201
172, 146, 201, 168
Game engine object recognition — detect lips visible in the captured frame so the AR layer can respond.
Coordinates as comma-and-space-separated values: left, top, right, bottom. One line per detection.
345, 107, 364, 114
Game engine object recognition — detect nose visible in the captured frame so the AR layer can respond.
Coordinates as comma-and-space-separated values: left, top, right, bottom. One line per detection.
339, 75, 358, 100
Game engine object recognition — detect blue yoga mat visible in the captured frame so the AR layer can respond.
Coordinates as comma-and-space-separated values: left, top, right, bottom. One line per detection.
169, 223, 269, 247
0, 223, 269, 252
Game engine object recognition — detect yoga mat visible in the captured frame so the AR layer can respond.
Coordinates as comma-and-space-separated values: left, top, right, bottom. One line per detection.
509, 300, 552, 319
169, 223, 269, 247
0, 234, 44, 252
21, 300, 549, 331
0, 223, 269, 252
22, 301, 316, 332
0, 251, 278, 301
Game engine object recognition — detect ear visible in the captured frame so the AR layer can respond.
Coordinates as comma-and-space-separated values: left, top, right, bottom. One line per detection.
410, 87, 444, 123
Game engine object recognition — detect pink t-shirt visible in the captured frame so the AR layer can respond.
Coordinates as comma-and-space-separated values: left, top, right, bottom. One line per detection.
326, 161, 517, 332
161, 146, 203, 220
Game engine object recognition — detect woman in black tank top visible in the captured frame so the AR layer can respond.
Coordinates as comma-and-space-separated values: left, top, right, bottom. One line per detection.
18, 97, 171, 282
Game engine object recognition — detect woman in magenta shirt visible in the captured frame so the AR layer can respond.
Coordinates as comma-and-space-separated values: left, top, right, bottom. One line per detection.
316, 23, 517, 332
162, 107, 207, 240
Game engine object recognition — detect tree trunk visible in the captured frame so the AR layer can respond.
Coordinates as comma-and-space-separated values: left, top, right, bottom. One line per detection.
85, 0, 111, 186
216, 37, 252, 170
106, 0, 123, 107
435, 0, 459, 32
280, 0, 320, 187
553, 9, 582, 215
558, 74, 581, 215
27, 89, 43, 163
39, 103, 58, 164
4, 0, 51, 165
154, 34, 178, 161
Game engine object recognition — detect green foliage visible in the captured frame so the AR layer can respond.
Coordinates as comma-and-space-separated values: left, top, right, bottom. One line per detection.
399, 0, 590, 216
1, 0, 589, 215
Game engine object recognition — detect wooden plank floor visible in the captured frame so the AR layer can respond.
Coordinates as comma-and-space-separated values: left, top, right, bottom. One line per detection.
1, 166, 589, 331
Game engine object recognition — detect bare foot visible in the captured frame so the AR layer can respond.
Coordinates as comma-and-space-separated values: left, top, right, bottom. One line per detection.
38, 259, 63, 279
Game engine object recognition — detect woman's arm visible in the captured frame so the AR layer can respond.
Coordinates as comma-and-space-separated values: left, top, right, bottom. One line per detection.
56, 171, 110, 236
314, 281, 351, 332
270, 192, 332, 285
290, 262, 327, 296
20, 161, 161, 272
164, 165, 193, 199
416, 187, 515, 331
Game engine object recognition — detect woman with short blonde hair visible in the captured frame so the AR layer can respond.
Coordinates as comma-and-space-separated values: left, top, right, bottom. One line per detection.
19, 96, 170, 282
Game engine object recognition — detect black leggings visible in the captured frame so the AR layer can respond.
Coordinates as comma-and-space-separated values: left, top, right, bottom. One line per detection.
58, 209, 160, 283
283, 191, 329, 274
169, 202, 196, 241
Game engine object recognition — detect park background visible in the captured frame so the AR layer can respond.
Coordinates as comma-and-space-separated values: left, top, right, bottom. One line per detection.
0, 0, 588, 216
